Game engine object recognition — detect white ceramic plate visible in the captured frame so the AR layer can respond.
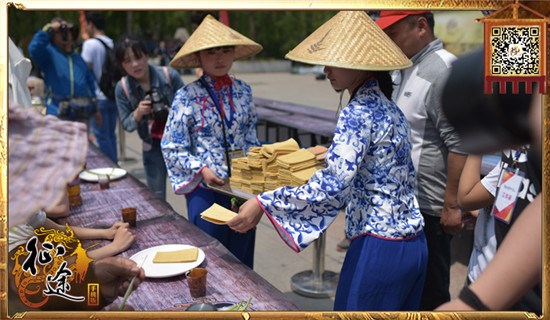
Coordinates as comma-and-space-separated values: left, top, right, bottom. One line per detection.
129, 244, 206, 278
79, 167, 127, 182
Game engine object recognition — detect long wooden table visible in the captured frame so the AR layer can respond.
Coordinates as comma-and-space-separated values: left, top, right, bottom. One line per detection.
254, 97, 337, 146
58, 145, 298, 311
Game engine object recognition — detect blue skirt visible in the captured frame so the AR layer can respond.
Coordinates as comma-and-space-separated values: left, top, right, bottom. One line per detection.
334, 232, 428, 311
186, 186, 255, 269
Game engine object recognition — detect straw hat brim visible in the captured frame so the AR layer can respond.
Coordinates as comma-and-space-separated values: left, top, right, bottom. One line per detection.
284, 55, 410, 71
8, 104, 88, 227
285, 11, 412, 71
171, 43, 262, 69
170, 15, 263, 69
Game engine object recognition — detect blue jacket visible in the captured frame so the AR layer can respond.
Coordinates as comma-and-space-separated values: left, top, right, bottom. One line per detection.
28, 30, 96, 106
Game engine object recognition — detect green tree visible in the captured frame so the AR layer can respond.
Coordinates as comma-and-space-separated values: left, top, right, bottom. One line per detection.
7, 9, 337, 60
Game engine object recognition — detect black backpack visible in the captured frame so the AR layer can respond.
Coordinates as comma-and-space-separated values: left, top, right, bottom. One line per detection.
94, 37, 123, 100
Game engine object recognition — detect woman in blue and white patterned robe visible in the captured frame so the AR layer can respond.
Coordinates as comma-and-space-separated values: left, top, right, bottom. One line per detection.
161, 49, 260, 269
230, 11, 428, 310
162, 14, 263, 268
230, 73, 428, 310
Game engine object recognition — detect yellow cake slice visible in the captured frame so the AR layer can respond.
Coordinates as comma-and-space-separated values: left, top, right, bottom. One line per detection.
200, 203, 238, 225
153, 247, 199, 263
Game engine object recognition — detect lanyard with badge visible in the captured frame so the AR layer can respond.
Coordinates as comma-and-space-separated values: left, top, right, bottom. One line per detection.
198, 78, 244, 177
491, 149, 525, 224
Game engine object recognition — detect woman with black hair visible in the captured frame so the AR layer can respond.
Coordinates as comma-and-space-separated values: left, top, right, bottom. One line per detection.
229, 11, 427, 311
114, 36, 184, 200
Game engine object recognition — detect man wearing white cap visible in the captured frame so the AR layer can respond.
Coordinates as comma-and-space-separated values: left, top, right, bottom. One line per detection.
376, 10, 467, 310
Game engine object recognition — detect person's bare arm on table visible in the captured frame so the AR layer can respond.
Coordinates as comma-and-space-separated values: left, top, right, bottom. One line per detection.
440, 151, 467, 235
85, 226, 136, 260
43, 219, 135, 259
436, 194, 541, 311
228, 198, 263, 233
44, 219, 130, 240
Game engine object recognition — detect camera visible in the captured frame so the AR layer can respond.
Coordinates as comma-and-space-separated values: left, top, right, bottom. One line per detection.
147, 87, 169, 121
442, 49, 534, 155
58, 23, 79, 41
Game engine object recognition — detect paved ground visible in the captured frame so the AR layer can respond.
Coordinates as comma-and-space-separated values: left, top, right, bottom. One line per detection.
114, 72, 472, 311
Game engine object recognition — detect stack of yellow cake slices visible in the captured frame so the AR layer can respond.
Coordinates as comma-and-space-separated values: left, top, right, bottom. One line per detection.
230, 157, 249, 190
276, 148, 318, 187
229, 139, 328, 194
290, 165, 323, 186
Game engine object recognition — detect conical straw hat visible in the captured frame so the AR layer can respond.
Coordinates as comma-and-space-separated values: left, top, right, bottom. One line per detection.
285, 11, 412, 71
171, 15, 263, 68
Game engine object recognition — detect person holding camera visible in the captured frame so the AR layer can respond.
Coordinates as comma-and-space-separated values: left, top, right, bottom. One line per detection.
28, 17, 101, 125
114, 36, 184, 200
161, 15, 262, 269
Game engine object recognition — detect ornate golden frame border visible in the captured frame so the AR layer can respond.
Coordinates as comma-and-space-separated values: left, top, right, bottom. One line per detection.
1, 1, 548, 319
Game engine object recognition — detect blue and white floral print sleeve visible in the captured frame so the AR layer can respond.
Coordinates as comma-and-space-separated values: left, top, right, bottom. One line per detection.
162, 85, 208, 194
243, 97, 260, 152
257, 79, 423, 252
162, 74, 260, 194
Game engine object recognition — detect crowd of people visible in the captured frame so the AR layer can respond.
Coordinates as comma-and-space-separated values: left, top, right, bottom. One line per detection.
7, 9, 542, 313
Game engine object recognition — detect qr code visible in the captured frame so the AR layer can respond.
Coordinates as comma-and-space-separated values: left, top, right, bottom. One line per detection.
490, 26, 541, 76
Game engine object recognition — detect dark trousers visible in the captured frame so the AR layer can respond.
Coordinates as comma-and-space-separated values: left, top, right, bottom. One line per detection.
419, 213, 452, 310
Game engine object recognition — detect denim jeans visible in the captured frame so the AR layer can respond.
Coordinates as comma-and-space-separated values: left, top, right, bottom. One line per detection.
142, 139, 167, 200
92, 99, 118, 163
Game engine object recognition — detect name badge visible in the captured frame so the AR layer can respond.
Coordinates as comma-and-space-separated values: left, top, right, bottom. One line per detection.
492, 167, 524, 224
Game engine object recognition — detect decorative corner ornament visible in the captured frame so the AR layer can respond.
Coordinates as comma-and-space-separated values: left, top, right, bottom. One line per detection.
6, 2, 26, 9
478, 0, 548, 94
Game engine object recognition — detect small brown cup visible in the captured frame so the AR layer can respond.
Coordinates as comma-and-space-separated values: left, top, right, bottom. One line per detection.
98, 174, 110, 190
186, 268, 207, 298
121, 207, 137, 227
67, 176, 82, 207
